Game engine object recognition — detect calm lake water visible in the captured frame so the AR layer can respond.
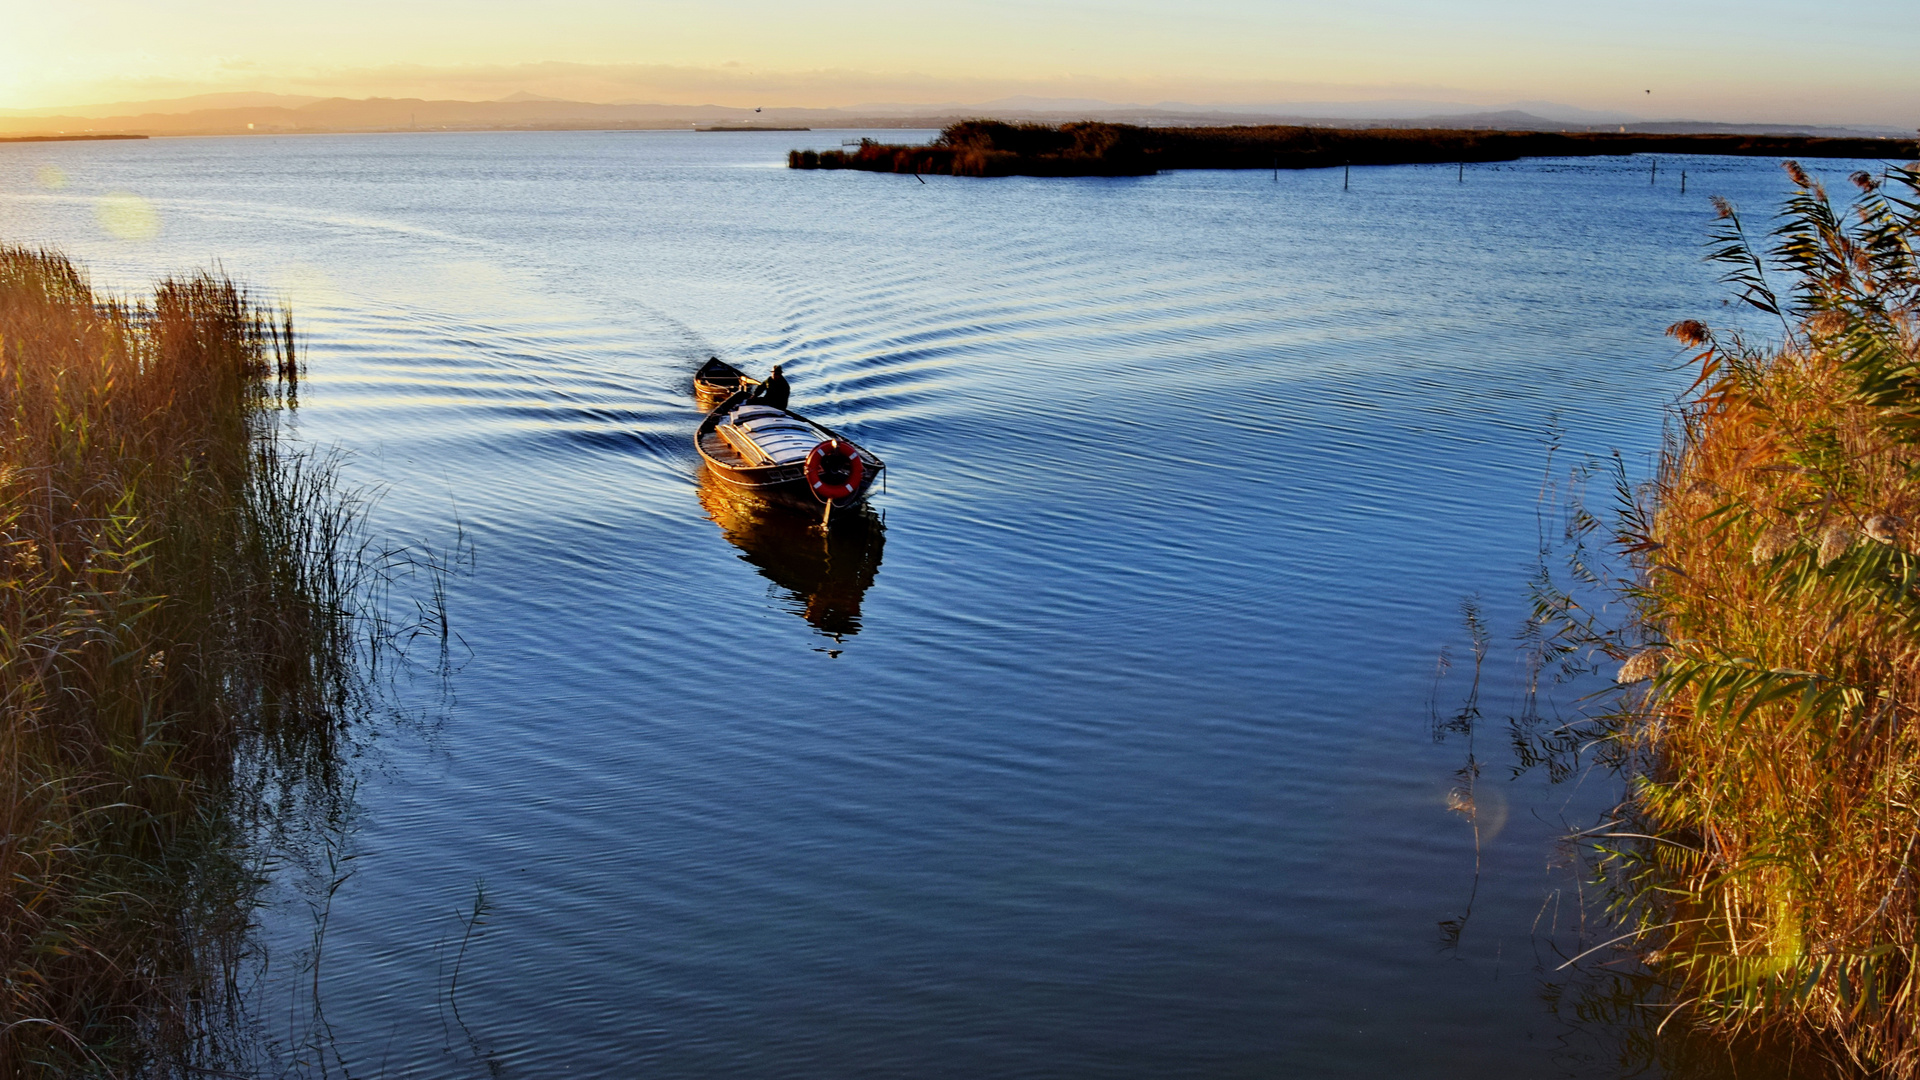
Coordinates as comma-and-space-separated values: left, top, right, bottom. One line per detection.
0, 131, 1884, 1077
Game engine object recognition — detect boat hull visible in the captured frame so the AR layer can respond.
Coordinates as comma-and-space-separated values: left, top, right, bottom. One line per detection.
698, 447, 883, 507
694, 387, 884, 510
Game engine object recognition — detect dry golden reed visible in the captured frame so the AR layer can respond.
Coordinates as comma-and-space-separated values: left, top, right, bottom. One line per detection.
1559, 160, 1920, 1074
0, 245, 364, 1076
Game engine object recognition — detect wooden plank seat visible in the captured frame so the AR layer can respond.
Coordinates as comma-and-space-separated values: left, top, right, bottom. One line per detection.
716, 406, 822, 466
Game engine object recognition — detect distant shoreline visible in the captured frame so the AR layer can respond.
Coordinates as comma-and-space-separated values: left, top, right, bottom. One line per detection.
0, 134, 148, 144
699, 126, 810, 132
791, 122, 1920, 178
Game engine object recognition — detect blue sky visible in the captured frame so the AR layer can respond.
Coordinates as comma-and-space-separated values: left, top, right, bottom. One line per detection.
5, 0, 1916, 123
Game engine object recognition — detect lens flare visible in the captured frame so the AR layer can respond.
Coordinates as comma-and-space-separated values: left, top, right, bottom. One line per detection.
34, 165, 66, 190
96, 192, 159, 240
1445, 781, 1510, 844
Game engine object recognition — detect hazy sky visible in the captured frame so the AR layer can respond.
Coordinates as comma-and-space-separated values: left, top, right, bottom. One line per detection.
6, 0, 1918, 123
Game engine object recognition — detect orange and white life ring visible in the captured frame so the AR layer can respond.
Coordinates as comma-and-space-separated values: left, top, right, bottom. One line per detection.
805, 439, 866, 502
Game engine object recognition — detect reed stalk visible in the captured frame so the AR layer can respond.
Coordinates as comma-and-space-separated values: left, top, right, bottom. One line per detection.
0, 245, 374, 1076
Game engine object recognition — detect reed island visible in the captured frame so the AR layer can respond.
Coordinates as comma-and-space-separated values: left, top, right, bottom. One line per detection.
789, 121, 1920, 178
0, 247, 373, 1075
1539, 161, 1920, 1074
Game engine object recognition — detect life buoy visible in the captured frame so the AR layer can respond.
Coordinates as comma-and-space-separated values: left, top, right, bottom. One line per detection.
805, 439, 865, 502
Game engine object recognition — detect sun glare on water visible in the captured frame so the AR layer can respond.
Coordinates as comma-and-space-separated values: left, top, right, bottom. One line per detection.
96, 191, 159, 240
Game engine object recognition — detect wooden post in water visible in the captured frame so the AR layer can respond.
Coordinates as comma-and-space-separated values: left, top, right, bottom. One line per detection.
1458, 161, 1464, 183
1680, 169, 1687, 194
1344, 162, 1350, 191
1651, 157, 1657, 185
1273, 155, 1278, 181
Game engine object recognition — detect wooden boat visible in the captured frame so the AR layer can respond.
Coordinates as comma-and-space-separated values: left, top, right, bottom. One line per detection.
695, 386, 885, 509
693, 356, 759, 410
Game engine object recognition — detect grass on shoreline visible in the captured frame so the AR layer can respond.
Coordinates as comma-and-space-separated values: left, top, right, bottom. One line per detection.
1539, 161, 1920, 1074
0, 246, 374, 1076
790, 121, 1920, 178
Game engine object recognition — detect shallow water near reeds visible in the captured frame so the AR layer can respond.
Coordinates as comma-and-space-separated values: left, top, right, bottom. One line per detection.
0, 132, 1888, 1076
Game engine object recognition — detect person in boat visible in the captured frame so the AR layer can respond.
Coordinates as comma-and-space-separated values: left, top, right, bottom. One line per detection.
757, 364, 791, 410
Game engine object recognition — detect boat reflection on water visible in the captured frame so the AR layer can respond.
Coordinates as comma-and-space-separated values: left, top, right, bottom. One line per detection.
697, 466, 885, 640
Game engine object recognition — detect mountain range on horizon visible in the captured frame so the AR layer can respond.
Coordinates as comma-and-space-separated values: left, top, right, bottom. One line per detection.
836, 96, 1647, 126
0, 91, 1661, 125
0, 91, 1908, 140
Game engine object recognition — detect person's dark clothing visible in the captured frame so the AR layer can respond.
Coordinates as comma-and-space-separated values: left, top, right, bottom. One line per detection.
760, 370, 791, 410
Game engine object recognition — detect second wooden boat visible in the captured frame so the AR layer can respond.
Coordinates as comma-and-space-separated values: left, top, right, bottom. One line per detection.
693, 356, 760, 410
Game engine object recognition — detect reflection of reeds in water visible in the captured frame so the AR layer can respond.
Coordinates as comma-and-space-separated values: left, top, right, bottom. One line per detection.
697, 467, 884, 640
1432, 598, 1508, 952
0, 246, 394, 1075
1541, 966, 1849, 1079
